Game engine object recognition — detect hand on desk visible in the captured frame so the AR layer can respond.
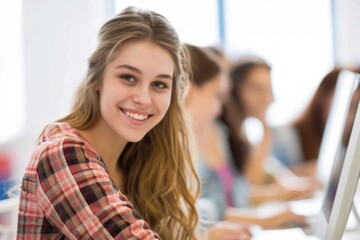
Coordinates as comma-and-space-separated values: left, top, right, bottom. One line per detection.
260, 208, 307, 229
225, 205, 308, 230
204, 221, 252, 240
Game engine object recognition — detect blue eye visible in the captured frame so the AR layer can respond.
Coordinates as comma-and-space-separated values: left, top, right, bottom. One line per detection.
152, 81, 168, 89
121, 74, 135, 82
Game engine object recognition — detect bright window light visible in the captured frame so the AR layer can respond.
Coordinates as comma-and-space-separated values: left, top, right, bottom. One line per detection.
114, 0, 219, 47
225, 0, 334, 125
0, 1, 25, 144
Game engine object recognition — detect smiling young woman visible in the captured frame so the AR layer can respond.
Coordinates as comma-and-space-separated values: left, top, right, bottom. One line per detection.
17, 7, 200, 240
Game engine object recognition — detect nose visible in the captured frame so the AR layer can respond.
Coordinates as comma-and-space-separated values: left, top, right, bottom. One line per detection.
132, 85, 152, 107
263, 86, 274, 106
267, 88, 274, 104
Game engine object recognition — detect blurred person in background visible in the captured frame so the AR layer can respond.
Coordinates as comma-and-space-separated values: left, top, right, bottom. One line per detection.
186, 44, 309, 230
271, 67, 360, 178
222, 56, 274, 185
185, 44, 251, 240
221, 56, 319, 197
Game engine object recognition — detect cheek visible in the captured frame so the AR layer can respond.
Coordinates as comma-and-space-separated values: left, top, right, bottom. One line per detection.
242, 91, 256, 107
240, 86, 254, 104
251, 91, 266, 106
155, 93, 172, 116
212, 98, 222, 116
99, 85, 120, 108
205, 96, 221, 121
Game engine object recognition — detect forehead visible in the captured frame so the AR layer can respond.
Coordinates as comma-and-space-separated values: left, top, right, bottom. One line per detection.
245, 67, 271, 83
109, 40, 175, 75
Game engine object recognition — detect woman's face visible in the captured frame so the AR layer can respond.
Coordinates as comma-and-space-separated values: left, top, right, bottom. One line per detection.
237, 66, 273, 120
97, 40, 175, 143
186, 74, 222, 131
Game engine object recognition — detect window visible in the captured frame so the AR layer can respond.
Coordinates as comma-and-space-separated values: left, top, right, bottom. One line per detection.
225, 0, 334, 125
114, 0, 219, 47
0, 1, 25, 144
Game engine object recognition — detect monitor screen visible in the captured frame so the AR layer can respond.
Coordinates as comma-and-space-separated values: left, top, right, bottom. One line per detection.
316, 70, 360, 186
322, 74, 360, 220
315, 71, 360, 240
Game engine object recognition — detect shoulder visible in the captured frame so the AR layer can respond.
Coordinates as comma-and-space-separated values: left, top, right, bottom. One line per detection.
38, 122, 98, 157
30, 123, 102, 180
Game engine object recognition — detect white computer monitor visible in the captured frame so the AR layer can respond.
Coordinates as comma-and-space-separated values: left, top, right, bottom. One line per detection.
288, 70, 359, 218
314, 72, 360, 240
316, 70, 360, 186
276, 70, 358, 189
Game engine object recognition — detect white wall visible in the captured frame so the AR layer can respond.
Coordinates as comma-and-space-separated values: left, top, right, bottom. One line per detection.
224, 0, 334, 125
16, 0, 112, 175
0, 1, 24, 146
333, 0, 360, 67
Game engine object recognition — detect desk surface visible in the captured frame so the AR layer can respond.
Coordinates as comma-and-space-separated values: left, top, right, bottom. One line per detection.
248, 196, 360, 240
342, 229, 360, 239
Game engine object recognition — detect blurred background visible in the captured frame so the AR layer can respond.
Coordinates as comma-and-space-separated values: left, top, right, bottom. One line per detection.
0, 0, 359, 198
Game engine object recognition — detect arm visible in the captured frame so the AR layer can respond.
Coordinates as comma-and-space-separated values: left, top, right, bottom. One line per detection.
290, 159, 317, 177
243, 123, 272, 184
197, 221, 251, 240
249, 182, 315, 205
36, 138, 159, 239
224, 207, 306, 229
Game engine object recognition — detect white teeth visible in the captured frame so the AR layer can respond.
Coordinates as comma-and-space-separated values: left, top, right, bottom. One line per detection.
126, 111, 148, 120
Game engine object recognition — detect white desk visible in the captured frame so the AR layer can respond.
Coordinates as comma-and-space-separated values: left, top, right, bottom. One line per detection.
246, 195, 360, 240
342, 229, 360, 240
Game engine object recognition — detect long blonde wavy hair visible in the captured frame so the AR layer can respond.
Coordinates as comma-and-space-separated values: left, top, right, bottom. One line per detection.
58, 6, 200, 239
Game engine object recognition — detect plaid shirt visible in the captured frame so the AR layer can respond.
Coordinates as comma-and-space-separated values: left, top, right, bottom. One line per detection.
17, 122, 159, 239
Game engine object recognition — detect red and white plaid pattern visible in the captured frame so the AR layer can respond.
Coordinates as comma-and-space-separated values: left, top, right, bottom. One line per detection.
17, 122, 159, 239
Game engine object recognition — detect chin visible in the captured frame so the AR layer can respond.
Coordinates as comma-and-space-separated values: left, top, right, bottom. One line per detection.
125, 134, 148, 143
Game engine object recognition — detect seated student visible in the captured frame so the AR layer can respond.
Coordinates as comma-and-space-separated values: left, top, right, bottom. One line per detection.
185, 44, 309, 230
16, 7, 201, 239
222, 55, 274, 185
221, 55, 316, 191
271, 67, 360, 177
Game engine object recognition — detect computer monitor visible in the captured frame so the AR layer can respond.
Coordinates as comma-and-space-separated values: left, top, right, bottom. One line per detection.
314, 71, 360, 240
288, 70, 359, 218
316, 70, 360, 186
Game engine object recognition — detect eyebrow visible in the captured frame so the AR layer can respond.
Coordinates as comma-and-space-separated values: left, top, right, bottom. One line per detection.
115, 64, 173, 80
